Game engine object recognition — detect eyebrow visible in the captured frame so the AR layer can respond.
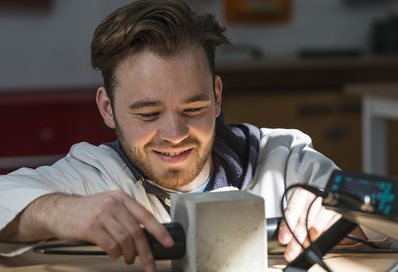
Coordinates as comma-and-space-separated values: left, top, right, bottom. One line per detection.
129, 100, 161, 110
128, 94, 211, 111
182, 94, 211, 104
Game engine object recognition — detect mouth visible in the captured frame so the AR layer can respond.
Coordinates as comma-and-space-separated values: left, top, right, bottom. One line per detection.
153, 148, 193, 163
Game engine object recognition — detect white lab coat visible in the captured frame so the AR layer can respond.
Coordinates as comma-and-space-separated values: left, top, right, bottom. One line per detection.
0, 128, 337, 231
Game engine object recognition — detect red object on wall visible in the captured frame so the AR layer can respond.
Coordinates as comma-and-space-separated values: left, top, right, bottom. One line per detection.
0, 0, 51, 8
0, 89, 116, 174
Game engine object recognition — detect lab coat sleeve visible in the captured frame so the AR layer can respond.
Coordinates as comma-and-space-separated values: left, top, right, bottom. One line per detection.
0, 142, 134, 231
246, 128, 339, 218
247, 128, 396, 245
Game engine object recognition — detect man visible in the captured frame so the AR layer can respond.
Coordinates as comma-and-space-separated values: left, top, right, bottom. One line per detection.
0, 1, 341, 271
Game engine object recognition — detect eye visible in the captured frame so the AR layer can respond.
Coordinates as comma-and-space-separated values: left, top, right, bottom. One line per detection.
184, 107, 205, 114
136, 112, 160, 121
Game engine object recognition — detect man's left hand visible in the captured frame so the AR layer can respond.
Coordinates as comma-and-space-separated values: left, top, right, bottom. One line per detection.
277, 187, 341, 262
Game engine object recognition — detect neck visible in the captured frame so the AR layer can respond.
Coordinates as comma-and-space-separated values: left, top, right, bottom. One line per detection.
177, 156, 212, 192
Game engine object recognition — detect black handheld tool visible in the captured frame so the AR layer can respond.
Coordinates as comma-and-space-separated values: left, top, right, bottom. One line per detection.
144, 222, 185, 260
267, 217, 282, 240
138, 218, 281, 258
34, 219, 281, 259
33, 223, 186, 260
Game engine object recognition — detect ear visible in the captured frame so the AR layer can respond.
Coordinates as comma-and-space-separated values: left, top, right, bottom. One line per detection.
96, 87, 116, 129
214, 75, 223, 118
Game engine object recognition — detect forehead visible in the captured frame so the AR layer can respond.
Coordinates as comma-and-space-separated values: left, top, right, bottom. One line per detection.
113, 47, 213, 103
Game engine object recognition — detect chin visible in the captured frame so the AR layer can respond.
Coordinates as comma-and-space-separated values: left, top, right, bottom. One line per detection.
155, 171, 196, 190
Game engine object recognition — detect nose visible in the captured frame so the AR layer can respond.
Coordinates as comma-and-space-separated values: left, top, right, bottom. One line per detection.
159, 113, 189, 144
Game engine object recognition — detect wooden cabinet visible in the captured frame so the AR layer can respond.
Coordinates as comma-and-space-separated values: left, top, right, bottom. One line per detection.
0, 90, 116, 174
218, 56, 398, 175
222, 91, 362, 171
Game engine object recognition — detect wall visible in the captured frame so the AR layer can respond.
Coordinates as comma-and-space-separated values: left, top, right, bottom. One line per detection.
0, 0, 397, 90
215, 0, 398, 57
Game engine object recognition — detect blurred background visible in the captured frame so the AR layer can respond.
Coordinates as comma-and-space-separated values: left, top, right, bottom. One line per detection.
1, 0, 398, 176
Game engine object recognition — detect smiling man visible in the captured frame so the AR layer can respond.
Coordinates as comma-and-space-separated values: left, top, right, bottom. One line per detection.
0, 1, 341, 271
103, 48, 221, 191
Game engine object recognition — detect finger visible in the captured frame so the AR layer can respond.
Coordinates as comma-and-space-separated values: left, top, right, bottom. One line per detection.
278, 188, 312, 244
128, 221, 156, 272
105, 195, 156, 271
284, 204, 340, 262
108, 203, 143, 264
278, 219, 292, 245
305, 197, 323, 232
112, 195, 157, 271
284, 213, 310, 262
308, 207, 341, 241
114, 202, 165, 265
122, 195, 174, 247
101, 214, 136, 264
90, 226, 123, 259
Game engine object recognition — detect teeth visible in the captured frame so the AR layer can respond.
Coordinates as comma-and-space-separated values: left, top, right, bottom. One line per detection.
159, 151, 185, 156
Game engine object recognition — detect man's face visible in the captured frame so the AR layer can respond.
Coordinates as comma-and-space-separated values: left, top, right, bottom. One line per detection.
98, 47, 222, 190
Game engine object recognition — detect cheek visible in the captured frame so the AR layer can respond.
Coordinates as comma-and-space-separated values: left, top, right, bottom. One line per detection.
189, 115, 216, 140
118, 118, 156, 148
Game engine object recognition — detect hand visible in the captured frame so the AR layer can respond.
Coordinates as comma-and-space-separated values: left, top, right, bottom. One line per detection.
44, 190, 174, 272
277, 187, 341, 262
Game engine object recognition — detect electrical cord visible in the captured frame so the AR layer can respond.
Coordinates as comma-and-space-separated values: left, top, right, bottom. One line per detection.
281, 182, 398, 271
280, 184, 325, 249
33, 241, 105, 255
305, 196, 320, 244
281, 183, 332, 272
345, 234, 382, 249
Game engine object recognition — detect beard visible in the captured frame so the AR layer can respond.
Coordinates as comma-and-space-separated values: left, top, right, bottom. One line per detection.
114, 122, 215, 190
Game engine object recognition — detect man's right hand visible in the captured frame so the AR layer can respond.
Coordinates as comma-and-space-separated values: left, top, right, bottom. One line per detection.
1, 190, 174, 272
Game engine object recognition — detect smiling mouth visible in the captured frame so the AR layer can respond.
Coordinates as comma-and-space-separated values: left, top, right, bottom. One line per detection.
155, 148, 192, 156
153, 148, 193, 163
158, 150, 188, 156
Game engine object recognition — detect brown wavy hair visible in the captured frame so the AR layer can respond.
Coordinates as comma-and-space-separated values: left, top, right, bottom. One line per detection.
91, 0, 230, 104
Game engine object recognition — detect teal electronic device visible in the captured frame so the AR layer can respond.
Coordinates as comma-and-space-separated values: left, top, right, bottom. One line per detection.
323, 170, 397, 240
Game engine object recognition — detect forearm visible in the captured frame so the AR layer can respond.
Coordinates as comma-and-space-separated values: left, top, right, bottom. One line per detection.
0, 193, 74, 242
0, 189, 174, 270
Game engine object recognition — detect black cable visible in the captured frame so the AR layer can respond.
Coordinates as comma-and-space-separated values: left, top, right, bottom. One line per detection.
270, 247, 398, 256
281, 183, 332, 272
280, 184, 325, 249
345, 234, 382, 249
280, 184, 306, 250
305, 196, 320, 244
33, 241, 105, 255
33, 223, 186, 260
305, 195, 333, 272
281, 183, 395, 272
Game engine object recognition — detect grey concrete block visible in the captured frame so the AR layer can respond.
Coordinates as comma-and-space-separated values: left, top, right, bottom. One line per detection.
171, 191, 266, 272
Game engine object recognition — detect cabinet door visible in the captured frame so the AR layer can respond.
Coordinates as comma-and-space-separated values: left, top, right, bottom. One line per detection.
386, 120, 398, 177
221, 91, 362, 172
